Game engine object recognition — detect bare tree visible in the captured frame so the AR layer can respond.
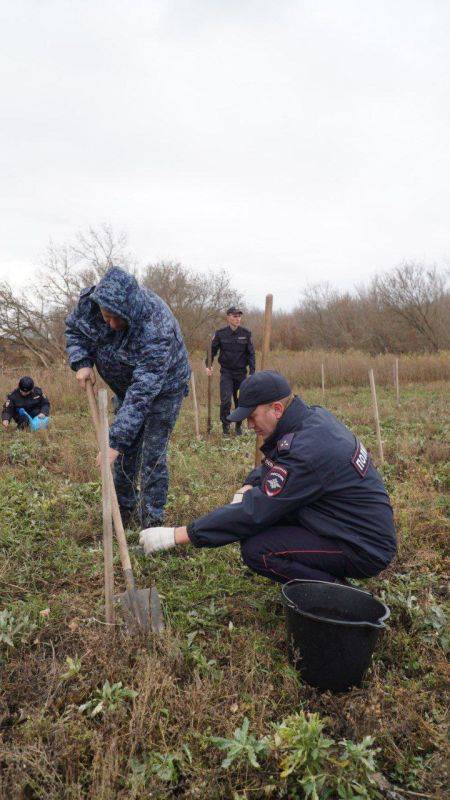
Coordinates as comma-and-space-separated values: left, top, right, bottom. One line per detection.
0, 224, 135, 365
38, 223, 135, 307
37, 242, 84, 312
299, 283, 337, 348
2, 236, 449, 365
372, 262, 449, 351
295, 284, 365, 351
0, 282, 66, 366
142, 261, 242, 348
70, 223, 136, 283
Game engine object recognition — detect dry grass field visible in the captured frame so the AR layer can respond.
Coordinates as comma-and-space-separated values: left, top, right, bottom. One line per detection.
0, 351, 448, 799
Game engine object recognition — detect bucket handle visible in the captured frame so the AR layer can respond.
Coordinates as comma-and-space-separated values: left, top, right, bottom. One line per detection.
281, 579, 374, 607
283, 595, 296, 611
281, 580, 390, 629
285, 604, 389, 630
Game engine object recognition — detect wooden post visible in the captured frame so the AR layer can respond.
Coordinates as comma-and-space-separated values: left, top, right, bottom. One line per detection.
394, 358, 400, 406
254, 294, 274, 466
98, 389, 115, 626
260, 294, 273, 371
369, 369, 384, 464
321, 363, 325, 398
190, 371, 201, 440
206, 339, 212, 435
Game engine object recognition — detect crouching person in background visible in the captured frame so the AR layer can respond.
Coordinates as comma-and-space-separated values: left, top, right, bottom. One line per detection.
2, 376, 50, 430
139, 371, 396, 585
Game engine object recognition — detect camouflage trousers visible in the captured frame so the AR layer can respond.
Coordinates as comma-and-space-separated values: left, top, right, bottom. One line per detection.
113, 389, 185, 527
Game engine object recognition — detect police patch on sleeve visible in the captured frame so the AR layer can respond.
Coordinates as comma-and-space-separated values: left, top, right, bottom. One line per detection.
263, 465, 288, 497
351, 439, 370, 478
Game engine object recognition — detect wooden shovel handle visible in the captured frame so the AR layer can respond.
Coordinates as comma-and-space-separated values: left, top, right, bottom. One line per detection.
98, 389, 115, 625
86, 380, 135, 589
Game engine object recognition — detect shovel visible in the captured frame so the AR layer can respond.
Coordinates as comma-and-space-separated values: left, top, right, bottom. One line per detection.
86, 379, 164, 634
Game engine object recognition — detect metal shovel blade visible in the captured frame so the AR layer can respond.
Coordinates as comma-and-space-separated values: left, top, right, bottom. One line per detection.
117, 585, 165, 634
150, 585, 165, 634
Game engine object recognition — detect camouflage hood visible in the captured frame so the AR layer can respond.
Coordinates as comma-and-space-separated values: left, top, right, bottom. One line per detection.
90, 267, 144, 329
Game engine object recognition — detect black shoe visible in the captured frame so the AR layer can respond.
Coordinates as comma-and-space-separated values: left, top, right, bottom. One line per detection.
235, 424, 243, 436
222, 424, 230, 436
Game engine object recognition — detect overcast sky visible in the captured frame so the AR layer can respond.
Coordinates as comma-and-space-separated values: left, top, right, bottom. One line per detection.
1, 0, 449, 309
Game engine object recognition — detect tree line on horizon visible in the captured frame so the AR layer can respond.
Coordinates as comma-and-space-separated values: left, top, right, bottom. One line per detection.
0, 224, 448, 367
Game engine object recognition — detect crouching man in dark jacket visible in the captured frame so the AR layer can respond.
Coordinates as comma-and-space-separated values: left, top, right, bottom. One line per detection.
65, 266, 190, 528
139, 371, 396, 584
2, 377, 50, 430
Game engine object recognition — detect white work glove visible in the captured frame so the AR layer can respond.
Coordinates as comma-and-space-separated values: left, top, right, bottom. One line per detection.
231, 491, 244, 504
139, 526, 176, 555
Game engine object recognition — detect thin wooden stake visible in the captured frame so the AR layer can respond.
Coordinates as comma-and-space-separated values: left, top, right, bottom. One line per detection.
255, 294, 274, 466
98, 389, 115, 626
190, 371, 201, 440
260, 294, 273, 371
369, 369, 384, 464
394, 358, 400, 406
206, 339, 212, 436
321, 363, 325, 397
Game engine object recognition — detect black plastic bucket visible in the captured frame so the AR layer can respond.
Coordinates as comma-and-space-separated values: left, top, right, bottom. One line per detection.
281, 579, 390, 692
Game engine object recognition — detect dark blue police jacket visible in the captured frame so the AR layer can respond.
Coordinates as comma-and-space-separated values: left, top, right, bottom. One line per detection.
208, 325, 256, 374
65, 267, 190, 452
188, 397, 397, 568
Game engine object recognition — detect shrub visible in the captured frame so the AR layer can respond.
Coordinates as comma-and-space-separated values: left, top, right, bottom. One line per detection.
272, 712, 381, 800
210, 717, 269, 769
78, 680, 137, 717
0, 607, 36, 654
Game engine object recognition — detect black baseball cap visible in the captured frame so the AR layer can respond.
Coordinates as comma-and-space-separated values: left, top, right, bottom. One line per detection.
228, 370, 292, 422
226, 306, 243, 315
19, 376, 34, 392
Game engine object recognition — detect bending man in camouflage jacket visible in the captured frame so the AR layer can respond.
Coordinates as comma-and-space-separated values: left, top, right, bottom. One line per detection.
65, 266, 190, 527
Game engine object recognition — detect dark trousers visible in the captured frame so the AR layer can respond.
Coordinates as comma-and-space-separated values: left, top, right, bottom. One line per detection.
240, 525, 385, 584
11, 412, 36, 429
113, 389, 185, 527
220, 370, 246, 426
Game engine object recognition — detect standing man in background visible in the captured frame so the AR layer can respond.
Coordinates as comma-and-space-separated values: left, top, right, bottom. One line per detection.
206, 307, 255, 436
66, 266, 190, 529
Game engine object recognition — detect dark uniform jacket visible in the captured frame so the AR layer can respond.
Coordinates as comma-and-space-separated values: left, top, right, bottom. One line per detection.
188, 397, 397, 569
209, 326, 255, 374
65, 267, 190, 452
2, 387, 50, 423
